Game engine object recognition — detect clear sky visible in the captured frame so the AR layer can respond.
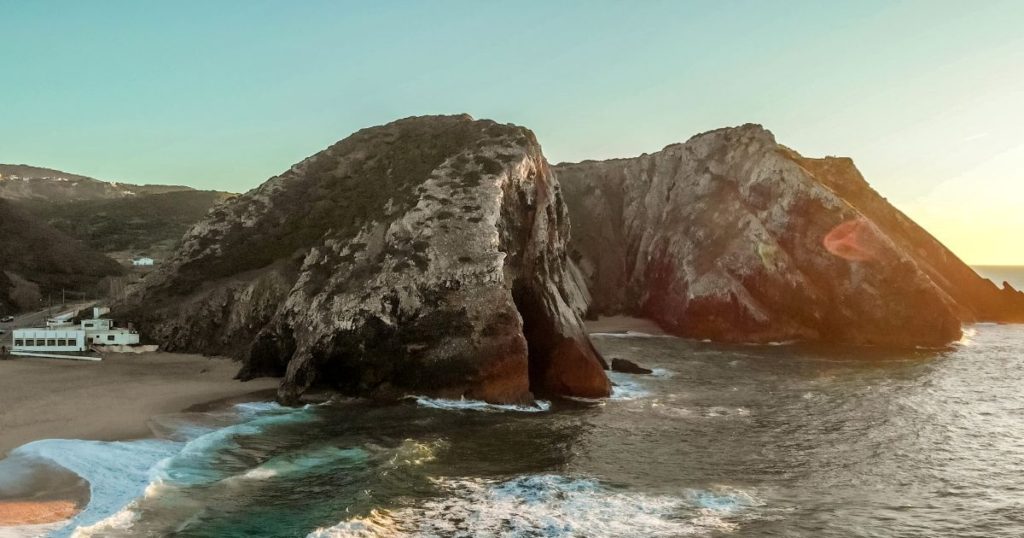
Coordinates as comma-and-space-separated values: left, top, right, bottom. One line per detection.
1, 0, 1021, 264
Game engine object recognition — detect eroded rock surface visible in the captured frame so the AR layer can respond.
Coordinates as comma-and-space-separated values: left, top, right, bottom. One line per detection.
124, 115, 609, 403
556, 124, 1024, 347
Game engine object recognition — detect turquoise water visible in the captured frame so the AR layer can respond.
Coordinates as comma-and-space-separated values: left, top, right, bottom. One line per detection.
2, 323, 1024, 537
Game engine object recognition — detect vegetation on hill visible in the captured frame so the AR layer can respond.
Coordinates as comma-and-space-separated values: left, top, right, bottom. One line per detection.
0, 199, 124, 314
20, 190, 234, 257
0, 163, 193, 202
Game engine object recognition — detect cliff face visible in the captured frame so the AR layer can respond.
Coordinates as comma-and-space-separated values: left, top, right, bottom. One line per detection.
556, 124, 1024, 347
125, 115, 609, 403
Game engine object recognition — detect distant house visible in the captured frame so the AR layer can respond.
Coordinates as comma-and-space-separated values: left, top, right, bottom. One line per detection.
132, 257, 154, 266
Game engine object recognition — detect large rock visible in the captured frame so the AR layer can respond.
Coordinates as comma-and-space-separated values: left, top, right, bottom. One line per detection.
556, 124, 1024, 347
124, 115, 609, 403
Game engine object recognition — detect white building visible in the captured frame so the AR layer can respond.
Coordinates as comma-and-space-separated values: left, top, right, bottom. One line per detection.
13, 312, 140, 353
132, 257, 155, 266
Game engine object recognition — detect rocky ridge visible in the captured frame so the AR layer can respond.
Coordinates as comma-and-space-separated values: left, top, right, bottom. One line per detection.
556, 124, 1024, 347
124, 115, 610, 404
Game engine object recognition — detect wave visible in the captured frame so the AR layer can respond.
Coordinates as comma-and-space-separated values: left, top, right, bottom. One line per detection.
590, 331, 674, 339
0, 401, 319, 537
309, 475, 763, 537
608, 371, 652, 400
410, 396, 551, 413
233, 446, 369, 482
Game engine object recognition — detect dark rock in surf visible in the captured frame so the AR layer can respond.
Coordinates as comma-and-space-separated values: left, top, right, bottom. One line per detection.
610, 358, 653, 375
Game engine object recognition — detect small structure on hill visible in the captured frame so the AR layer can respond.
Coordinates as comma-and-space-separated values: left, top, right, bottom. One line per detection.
132, 257, 155, 267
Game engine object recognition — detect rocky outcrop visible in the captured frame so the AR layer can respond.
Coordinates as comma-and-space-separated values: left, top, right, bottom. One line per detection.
556, 124, 1024, 347
124, 115, 609, 403
610, 358, 652, 375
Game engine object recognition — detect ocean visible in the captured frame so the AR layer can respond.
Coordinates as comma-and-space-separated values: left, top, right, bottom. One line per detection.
3, 322, 1024, 537
973, 265, 1024, 290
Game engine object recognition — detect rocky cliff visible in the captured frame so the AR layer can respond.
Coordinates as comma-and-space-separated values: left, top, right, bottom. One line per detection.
124, 115, 609, 403
556, 124, 1024, 347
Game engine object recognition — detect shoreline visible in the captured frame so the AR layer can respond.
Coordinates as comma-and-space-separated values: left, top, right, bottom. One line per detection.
0, 352, 279, 529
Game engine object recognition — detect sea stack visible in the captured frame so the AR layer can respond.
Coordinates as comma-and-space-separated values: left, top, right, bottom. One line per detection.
123, 115, 610, 404
556, 124, 1024, 347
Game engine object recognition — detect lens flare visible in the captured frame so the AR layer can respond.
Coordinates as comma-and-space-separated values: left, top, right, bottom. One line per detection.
823, 218, 882, 262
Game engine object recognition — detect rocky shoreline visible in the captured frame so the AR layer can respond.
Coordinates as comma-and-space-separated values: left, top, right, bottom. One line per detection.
112, 116, 1024, 404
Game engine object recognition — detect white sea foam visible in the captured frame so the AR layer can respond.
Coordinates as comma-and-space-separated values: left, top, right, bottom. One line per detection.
608, 371, 651, 400
590, 331, 674, 339
310, 475, 761, 537
6, 438, 180, 538
4, 401, 315, 537
232, 446, 369, 482
0, 520, 69, 538
411, 396, 551, 413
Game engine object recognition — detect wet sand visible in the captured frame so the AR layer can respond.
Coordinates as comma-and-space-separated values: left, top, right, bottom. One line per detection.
0, 500, 79, 526
0, 352, 279, 458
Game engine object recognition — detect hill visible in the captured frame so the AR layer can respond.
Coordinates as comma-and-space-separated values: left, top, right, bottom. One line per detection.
0, 164, 192, 202
0, 199, 124, 314
20, 190, 234, 260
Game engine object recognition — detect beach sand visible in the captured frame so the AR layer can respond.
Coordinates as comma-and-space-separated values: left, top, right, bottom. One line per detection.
584, 315, 666, 335
0, 352, 278, 528
0, 352, 279, 458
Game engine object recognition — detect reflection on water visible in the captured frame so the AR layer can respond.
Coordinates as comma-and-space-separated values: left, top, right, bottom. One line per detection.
1, 323, 1023, 537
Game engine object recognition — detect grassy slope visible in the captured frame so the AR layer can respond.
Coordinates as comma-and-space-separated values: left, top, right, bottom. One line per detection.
19, 190, 234, 256
0, 199, 125, 313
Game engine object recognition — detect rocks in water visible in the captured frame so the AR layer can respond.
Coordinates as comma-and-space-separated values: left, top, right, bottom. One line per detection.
556, 124, 1024, 347
123, 115, 610, 404
610, 358, 652, 375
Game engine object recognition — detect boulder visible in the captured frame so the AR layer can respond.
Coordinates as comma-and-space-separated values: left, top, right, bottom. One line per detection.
610, 358, 653, 375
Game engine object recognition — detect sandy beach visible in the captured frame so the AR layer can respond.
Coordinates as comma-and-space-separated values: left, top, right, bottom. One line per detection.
0, 352, 278, 529
0, 352, 279, 458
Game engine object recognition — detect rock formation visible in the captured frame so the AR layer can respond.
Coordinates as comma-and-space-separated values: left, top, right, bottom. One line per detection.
556, 124, 1024, 347
124, 115, 610, 403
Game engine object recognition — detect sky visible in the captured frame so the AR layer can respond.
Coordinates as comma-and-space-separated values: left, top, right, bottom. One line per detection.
1, 0, 1022, 265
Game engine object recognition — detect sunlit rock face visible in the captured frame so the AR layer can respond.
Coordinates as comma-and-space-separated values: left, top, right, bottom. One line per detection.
556, 124, 1024, 347
124, 115, 609, 403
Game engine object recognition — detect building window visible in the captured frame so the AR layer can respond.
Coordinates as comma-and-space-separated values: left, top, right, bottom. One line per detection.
47, 339, 56, 346
14, 339, 23, 346
36, 339, 45, 346
107, 335, 116, 341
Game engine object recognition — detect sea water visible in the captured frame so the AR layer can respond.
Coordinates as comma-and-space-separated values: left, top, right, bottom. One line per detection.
2, 322, 1024, 537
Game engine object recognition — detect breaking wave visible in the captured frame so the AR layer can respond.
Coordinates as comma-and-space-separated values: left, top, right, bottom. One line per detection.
0, 401, 320, 537
308, 475, 763, 537
410, 396, 551, 413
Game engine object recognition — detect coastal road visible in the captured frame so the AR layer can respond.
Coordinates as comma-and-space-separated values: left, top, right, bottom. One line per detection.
0, 301, 96, 350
